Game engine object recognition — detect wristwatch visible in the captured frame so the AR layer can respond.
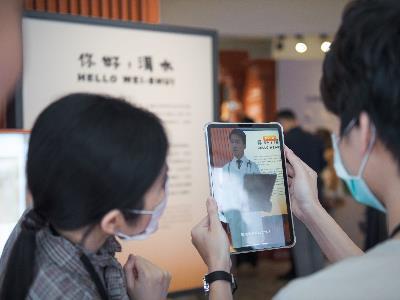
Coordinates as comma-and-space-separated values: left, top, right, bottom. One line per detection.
203, 271, 237, 294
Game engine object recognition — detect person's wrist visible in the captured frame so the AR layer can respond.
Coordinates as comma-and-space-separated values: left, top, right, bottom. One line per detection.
208, 260, 231, 273
208, 279, 231, 291
298, 200, 324, 224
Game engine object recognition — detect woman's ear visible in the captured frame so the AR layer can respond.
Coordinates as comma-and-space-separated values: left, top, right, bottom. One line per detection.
100, 209, 124, 235
359, 112, 373, 155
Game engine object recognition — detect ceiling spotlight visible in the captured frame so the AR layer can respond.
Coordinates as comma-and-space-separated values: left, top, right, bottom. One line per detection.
294, 34, 307, 54
321, 41, 331, 52
295, 42, 307, 53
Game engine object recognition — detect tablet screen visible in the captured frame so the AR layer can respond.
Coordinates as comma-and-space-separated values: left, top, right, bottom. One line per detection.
205, 123, 295, 253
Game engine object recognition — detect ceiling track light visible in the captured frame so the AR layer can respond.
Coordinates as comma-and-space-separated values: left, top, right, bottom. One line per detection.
294, 34, 307, 54
320, 33, 331, 53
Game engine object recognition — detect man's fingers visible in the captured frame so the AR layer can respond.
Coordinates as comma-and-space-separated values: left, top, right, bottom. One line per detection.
286, 162, 295, 178
206, 197, 220, 228
284, 146, 301, 168
193, 216, 209, 229
285, 146, 311, 174
124, 254, 136, 289
191, 216, 208, 244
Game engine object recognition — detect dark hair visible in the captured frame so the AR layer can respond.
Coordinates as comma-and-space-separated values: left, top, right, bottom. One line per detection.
229, 129, 246, 146
277, 109, 297, 121
0, 93, 168, 299
320, 0, 400, 168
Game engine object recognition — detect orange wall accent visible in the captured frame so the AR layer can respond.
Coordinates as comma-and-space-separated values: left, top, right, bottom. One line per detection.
69, 0, 79, 14
58, 0, 69, 13
79, 0, 90, 16
35, 0, 46, 11
130, 0, 140, 21
140, 0, 160, 23
25, 0, 34, 10
220, 50, 249, 102
210, 128, 233, 168
90, 0, 100, 17
47, 1, 58, 12
120, 0, 129, 20
243, 59, 276, 122
24, 0, 159, 22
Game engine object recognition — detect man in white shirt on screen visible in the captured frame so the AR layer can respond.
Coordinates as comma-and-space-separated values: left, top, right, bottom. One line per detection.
218, 129, 260, 213
214, 129, 262, 249
222, 129, 260, 179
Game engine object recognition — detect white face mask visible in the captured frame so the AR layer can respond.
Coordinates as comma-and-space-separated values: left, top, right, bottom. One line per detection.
116, 184, 168, 241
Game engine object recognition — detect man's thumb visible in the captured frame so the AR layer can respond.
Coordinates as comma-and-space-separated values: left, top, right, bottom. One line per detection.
207, 197, 220, 228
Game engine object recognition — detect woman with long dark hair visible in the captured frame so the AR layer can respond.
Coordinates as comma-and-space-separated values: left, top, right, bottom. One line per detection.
0, 93, 171, 299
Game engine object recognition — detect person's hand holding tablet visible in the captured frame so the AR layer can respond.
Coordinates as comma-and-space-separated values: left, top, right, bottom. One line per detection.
284, 146, 322, 222
191, 198, 233, 299
284, 146, 363, 262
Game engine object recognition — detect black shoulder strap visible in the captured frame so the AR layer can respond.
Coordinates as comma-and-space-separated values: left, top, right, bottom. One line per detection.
80, 254, 109, 300
390, 223, 400, 239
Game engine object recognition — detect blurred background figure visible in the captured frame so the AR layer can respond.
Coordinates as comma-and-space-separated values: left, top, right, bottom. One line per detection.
315, 127, 346, 213
277, 109, 326, 279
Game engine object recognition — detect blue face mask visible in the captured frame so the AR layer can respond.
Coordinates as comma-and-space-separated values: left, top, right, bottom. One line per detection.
332, 121, 386, 213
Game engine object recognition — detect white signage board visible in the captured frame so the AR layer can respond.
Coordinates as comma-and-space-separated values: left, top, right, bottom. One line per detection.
20, 13, 217, 293
0, 131, 29, 257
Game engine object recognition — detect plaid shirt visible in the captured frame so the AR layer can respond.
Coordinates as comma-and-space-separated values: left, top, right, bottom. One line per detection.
0, 222, 130, 300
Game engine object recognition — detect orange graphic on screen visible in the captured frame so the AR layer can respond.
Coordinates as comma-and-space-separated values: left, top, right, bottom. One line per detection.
263, 135, 278, 143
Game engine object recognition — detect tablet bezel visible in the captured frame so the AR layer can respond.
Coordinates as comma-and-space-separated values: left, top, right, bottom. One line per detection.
204, 122, 296, 253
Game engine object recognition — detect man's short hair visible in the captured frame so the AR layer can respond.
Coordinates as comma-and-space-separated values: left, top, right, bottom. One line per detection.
320, 0, 400, 169
229, 129, 246, 146
277, 109, 297, 121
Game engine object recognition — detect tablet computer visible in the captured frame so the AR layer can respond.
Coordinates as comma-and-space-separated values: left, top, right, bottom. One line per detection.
204, 122, 295, 253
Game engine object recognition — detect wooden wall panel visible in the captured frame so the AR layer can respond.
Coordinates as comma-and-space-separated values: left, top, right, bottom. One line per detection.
35, 0, 46, 11
25, 0, 34, 10
90, 0, 100, 17
111, 0, 120, 19
140, 0, 159, 23
121, 0, 129, 21
80, 0, 90, 16
47, 0, 58, 12
243, 59, 276, 122
58, 0, 69, 13
100, 0, 110, 18
24, 0, 156, 21
69, 0, 79, 14
129, 0, 139, 21
210, 128, 233, 168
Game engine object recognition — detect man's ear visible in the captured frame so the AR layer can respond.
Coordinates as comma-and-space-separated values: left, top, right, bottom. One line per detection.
100, 209, 124, 235
358, 112, 373, 155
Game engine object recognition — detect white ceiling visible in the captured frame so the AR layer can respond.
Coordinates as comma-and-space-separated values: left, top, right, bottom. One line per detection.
160, 0, 350, 37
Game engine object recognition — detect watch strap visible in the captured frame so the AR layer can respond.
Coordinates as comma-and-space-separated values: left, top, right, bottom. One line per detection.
205, 271, 232, 283
203, 271, 237, 294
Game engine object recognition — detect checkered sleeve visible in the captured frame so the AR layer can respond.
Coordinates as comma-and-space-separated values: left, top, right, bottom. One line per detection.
27, 265, 97, 300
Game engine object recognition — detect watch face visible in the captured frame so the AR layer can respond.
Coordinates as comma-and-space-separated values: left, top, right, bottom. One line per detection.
232, 275, 238, 294
203, 277, 210, 293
